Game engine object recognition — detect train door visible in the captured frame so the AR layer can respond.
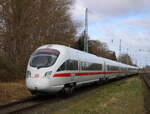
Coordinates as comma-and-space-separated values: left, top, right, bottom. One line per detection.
70, 60, 78, 83
103, 62, 107, 79
77, 59, 81, 82
71, 73, 75, 82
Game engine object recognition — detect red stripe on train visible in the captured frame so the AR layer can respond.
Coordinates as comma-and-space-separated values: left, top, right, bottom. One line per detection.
76, 72, 121, 76
53, 73, 71, 77
53, 72, 122, 77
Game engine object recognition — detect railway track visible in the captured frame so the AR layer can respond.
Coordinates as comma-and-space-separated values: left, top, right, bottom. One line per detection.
0, 95, 58, 114
142, 73, 150, 114
0, 88, 94, 114
143, 73, 150, 90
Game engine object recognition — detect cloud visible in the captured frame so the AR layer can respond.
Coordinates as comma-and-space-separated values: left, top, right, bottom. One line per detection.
100, 23, 150, 49
73, 0, 150, 17
120, 17, 150, 31
71, 1, 84, 17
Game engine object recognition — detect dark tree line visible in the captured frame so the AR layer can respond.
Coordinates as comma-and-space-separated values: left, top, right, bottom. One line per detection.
76, 34, 117, 61
143, 66, 150, 72
118, 53, 134, 65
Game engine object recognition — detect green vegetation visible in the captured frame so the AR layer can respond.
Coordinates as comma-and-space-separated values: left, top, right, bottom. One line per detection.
0, 56, 24, 82
52, 77, 144, 114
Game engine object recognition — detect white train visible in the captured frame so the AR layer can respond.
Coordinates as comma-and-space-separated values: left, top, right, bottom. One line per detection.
26, 44, 138, 95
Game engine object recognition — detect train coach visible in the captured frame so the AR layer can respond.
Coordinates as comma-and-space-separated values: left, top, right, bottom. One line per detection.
26, 44, 138, 95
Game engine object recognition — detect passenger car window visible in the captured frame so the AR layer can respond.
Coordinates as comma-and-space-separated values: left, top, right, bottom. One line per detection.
81, 61, 102, 71
57, 60, 78, 71
107, 65, 119, 71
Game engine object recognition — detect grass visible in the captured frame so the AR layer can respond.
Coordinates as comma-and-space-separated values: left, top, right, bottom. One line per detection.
0, 81, 31, 103
52, 76, 145, 114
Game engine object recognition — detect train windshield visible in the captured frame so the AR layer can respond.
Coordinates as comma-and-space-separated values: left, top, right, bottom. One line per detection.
30, 49, 60, 69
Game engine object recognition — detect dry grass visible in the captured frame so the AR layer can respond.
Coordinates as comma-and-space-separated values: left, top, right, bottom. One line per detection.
0, 57, 30, 103
0, 81, 31, 103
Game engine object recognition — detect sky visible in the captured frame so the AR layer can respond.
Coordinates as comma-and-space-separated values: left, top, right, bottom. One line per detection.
71, 0, 150, 67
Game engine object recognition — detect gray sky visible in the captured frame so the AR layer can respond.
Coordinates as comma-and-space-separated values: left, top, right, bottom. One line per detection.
71, 0, 150, 67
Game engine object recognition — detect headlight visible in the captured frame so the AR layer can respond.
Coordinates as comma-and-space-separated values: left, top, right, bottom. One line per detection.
26, 70, 31, 78
45, 71, 52, 77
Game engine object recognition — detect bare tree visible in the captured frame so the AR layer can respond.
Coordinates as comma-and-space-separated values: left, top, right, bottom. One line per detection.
0, 0, 77, 66
76, 36, 117, 61
118, 53, 133, 65
88, 40, 117, 60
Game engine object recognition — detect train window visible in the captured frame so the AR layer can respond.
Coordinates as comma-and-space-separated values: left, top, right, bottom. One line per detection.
81, 62, 86, 70
34, 49, 60, 56
107, 66, 110, 71
30, 49, 60, 68
120, 67, 124, 71
67, 60, 78, 70
57, 62, 67, 71
107, 66, 119, 71
81, 61, 102, 71
88, 63, 102, 71
57, 60, 78, 71
58, 61, 102, 71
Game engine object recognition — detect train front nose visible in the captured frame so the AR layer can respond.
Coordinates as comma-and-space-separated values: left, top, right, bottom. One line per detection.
25, 69, 52, 91
26, 48, 60, 93
26, 76, 50, 92
26, 71, 64, 93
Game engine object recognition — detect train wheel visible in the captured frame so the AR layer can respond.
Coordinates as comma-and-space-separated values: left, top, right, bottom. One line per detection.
64, 87, 72, 96
104, 78, 109, 83
63, 83, 75, 96
95, 79, 102, 85
30, 91, 37, 95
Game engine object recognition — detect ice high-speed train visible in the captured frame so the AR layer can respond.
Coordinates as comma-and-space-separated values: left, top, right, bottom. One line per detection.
26, 44, 138, 94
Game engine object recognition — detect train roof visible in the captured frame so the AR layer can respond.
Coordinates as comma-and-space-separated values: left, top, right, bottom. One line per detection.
37, 44, 138, 69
